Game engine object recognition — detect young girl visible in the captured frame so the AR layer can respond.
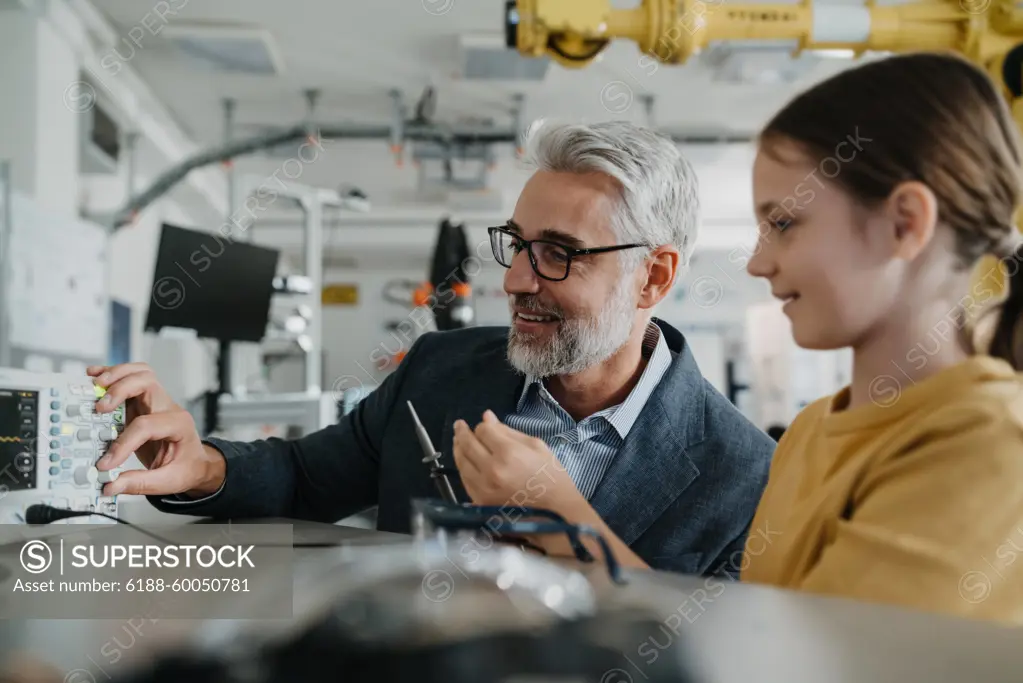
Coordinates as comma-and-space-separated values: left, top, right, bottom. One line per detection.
738, 51, 1023, 623
453, 51, 1023, 625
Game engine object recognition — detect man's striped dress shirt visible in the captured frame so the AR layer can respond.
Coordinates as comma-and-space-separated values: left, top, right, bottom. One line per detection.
504, 322, 671, 500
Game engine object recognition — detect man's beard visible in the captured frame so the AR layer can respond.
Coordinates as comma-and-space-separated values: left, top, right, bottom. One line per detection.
506, 278, 638, 378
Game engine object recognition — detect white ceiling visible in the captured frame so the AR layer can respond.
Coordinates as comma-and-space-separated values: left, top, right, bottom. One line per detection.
90, 0, 858, 139
87, 0, 863, 267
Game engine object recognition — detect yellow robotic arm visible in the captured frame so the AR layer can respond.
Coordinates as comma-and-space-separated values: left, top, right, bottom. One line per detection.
505, 0, 1023, 123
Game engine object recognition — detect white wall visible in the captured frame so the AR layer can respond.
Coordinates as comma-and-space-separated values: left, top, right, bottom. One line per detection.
0, 11, 38, 201
34, 14, 80, 218
0, 8, 79, 216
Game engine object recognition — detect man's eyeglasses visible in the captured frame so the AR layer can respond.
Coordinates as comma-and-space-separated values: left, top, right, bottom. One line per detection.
488, 226, 648, 282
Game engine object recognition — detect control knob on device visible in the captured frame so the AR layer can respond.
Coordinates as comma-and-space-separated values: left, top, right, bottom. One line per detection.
73, 466, 97, 486
72, 466, 119, 486
66, 404, 85, 417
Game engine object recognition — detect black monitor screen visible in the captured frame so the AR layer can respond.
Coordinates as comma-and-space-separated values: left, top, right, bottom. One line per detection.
145, 224, 280, 342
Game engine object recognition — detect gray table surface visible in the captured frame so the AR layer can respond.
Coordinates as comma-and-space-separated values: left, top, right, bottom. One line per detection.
0, 518, 1021, 683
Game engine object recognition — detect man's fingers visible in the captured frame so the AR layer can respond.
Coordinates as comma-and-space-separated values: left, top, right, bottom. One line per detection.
103, 466, 187, 497
452, 425, 480, 479
99, 412, 195, 470
86, 365, 110, 377
453, 420, 491, 472
93, 370, 156, 414
474, 416, 536, 451
90, 362, 153, 391
480, 410, 533, 444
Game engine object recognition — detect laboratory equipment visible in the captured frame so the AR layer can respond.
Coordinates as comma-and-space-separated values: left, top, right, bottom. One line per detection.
0, 368, 124, 524
427, 218, 475, 331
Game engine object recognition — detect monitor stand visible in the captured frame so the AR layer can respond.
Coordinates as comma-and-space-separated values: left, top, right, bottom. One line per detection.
202, 339, 231, 436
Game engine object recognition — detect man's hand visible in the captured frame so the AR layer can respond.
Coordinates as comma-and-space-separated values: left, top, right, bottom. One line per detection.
452, 410, 584, 513
86, 363, 225, 498
452, 411, 650, 569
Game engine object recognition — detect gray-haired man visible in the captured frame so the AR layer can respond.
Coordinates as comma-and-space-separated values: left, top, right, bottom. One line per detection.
90, 120, 775, 576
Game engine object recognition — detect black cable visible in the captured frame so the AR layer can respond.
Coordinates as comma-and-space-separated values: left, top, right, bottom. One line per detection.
25, 504, 179, 545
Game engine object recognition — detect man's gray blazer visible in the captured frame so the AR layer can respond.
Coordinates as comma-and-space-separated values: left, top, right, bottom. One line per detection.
149, 318, 775, 576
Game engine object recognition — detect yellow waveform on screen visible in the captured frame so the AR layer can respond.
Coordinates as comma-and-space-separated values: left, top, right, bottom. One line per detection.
0, 436, 21, 443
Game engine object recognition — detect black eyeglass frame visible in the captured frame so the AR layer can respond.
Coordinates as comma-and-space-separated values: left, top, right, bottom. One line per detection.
488, 226, 648, 282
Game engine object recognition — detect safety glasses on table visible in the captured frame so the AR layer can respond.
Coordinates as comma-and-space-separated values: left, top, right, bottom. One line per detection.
412, 498, 625, 584
488, 225, 647, 282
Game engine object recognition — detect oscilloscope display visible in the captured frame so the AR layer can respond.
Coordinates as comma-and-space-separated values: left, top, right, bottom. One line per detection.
0, 388, 38, 490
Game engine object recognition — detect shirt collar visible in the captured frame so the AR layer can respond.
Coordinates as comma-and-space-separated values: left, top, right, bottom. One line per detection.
515, 322, 671, 439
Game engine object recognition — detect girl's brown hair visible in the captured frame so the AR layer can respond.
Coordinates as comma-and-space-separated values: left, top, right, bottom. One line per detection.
759, 51, 1023, 368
